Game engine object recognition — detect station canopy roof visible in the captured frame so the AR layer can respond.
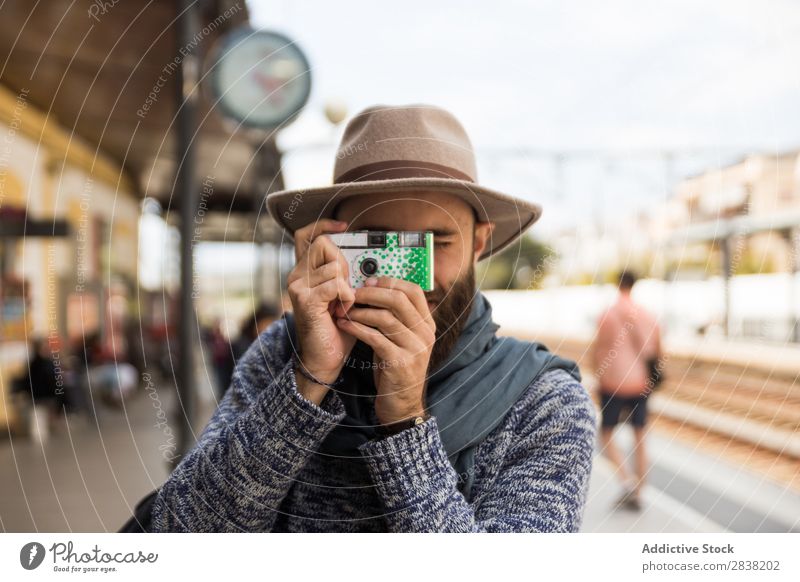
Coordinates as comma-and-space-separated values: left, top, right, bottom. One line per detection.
0, 0, 287, 242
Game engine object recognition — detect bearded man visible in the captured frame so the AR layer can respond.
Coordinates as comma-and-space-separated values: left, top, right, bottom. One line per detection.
150, 104, 597, 532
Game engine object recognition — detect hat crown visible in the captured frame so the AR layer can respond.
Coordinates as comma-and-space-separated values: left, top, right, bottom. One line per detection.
333, 104, 478, 184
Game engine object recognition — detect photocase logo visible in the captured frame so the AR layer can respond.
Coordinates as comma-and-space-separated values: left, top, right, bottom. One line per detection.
20, 542, 46, 570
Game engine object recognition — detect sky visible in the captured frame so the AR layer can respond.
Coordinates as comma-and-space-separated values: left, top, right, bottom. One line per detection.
186, 0, 800, 283
249, 0, 800, 232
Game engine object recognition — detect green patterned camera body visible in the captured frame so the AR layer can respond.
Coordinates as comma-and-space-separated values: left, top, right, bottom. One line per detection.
327, 230, 434, 291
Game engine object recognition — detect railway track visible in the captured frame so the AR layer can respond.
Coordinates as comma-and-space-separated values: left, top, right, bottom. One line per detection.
508, 333, 800, 494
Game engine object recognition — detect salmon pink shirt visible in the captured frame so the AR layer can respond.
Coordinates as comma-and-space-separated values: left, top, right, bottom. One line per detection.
592, 294, 661, 397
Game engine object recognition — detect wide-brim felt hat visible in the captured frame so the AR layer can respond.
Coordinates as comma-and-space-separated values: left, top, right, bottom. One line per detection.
266, 104, 543, 261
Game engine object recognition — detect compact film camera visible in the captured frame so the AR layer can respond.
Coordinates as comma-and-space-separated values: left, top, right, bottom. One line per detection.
326, 230, 434, 292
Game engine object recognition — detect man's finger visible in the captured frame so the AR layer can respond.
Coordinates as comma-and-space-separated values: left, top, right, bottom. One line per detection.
311, 277, 355, 306
335, 317, 395, 359
372, 276, 429, 315
307, 233, 348, 271
294, 219, 348, 261
354, 278, 434, 335
344, 307, 419, 349
306, 260, 348, 289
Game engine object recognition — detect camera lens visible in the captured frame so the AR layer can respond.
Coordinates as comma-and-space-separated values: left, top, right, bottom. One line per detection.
360, 258, 378, 276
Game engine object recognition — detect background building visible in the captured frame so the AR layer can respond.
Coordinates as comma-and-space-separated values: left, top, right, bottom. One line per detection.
0, 84, 139, 430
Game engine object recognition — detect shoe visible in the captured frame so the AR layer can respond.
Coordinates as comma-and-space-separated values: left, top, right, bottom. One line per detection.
624, 494, 642, 512
614, 489, 632, 507
614, 488, 642, 511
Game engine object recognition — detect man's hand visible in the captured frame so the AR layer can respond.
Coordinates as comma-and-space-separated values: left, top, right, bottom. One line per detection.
286, 218, 357, 405
334, 275, 436, 425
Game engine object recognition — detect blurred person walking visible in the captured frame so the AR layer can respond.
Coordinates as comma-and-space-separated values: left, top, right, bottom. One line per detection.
591, 270, 662, 511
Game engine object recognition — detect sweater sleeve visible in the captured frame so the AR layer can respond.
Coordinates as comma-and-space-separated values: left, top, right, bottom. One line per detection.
149, 322, 346, 532
357, 369, 598, 532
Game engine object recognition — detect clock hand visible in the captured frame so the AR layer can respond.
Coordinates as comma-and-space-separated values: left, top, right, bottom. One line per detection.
252, 69, 286, 107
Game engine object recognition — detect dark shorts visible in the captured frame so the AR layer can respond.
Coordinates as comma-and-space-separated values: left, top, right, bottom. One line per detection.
600, 392, 649, 428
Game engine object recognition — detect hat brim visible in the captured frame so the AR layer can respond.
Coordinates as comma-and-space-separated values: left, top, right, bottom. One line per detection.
265, 177, 543, 262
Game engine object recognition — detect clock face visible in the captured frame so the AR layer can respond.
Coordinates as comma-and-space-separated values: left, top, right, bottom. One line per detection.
210, 28, 311, 129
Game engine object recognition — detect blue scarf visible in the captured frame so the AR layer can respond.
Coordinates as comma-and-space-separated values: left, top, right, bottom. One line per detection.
282, 290, 582, 500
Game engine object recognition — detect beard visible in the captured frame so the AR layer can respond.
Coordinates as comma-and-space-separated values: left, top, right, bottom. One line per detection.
425, 261, 476, 374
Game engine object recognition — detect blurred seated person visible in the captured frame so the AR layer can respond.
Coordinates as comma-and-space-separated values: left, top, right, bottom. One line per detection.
12, 338, 61, 443
231, 302, 282, 360
78, 332, 138, 409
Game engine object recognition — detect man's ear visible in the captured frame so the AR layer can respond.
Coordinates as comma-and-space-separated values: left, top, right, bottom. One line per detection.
473, 221, 495, 262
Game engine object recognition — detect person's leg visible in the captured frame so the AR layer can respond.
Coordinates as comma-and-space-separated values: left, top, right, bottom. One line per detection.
599, 427, 633, 484
47, 398, 62, 433
630, 395, 650, 501
631, 427, 647, 495
598, 393, 633, 488
81, 369, 102, 428
30, 403, 49, 445
214, 365, 229, 401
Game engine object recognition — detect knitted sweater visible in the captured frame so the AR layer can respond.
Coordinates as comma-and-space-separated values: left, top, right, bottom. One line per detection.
150, 317, 598, 532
